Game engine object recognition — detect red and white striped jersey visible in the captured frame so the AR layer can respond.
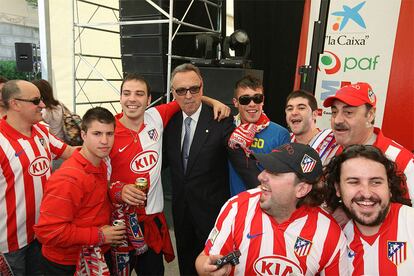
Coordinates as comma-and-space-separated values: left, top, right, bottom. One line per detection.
204, 188, 348, 276
373, 128, 414, 205
110, 102, 179, 215
290, 128, 339, 166
0, 119, 67, 253
344, 203, 414, 275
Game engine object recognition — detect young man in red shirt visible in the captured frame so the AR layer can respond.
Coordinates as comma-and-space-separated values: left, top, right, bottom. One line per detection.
34, 107, 126, 275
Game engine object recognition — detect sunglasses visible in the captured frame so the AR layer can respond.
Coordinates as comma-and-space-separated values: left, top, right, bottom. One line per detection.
173, 85, 201, 96
238, 94, 264, 105
14, 96, 43, 105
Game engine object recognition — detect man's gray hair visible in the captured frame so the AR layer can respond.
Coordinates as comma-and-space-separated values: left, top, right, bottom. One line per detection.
170, 63, 203, 87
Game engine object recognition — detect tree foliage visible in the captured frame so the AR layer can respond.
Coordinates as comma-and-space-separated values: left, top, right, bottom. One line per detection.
0, 61, 30, 80
26, 0, 38, 8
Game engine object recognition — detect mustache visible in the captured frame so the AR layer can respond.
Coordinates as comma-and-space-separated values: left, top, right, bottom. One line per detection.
351, 196, 380, 204
334, 123, 348, 131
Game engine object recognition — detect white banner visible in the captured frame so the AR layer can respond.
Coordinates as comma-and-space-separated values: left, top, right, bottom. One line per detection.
312, 0, 402, 129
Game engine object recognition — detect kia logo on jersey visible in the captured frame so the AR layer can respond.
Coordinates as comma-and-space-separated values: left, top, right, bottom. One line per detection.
254, 255, 303, 276
29, 156, 50, 176
130, 150, 158, 173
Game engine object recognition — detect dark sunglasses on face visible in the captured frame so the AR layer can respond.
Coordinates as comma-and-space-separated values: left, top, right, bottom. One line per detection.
14, 96, 43, 105
173, 85, 201, 96
238, 94, 264, 105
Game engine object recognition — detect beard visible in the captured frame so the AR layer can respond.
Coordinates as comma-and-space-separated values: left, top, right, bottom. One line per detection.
342, 196, 390, 227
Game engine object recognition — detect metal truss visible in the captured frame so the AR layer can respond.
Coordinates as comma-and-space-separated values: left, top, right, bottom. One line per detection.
73, 0, 223, 113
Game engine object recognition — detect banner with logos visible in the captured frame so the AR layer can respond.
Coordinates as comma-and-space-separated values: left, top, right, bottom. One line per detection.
303, 0, 402, 129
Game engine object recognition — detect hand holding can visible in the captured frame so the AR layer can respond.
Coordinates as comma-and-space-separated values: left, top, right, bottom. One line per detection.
135, 177, 148, 207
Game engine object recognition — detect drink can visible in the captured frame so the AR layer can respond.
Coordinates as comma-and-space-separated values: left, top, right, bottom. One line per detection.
135, 177, 148, 192
112, 219, 125, 227
135, 177, 148, 206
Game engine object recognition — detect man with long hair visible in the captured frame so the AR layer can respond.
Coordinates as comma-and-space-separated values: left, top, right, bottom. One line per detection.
324, 145, 413, 275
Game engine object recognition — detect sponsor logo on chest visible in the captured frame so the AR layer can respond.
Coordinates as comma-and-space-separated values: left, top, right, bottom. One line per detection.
130, 150, 159, 173
254, 255, 303, 276
29, 156, 50, 176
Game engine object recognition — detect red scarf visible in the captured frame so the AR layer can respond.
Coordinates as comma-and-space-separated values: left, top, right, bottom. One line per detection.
228, 113, 270, 156
0, 253, 13, 276
109, 182, 148, 275
75, 246, 109, 276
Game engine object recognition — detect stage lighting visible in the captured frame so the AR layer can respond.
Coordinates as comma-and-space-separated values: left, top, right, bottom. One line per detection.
222, 29, 251, 60
220, 29, 251, 68
190, 34, 220, 66
195, 34, 220, 59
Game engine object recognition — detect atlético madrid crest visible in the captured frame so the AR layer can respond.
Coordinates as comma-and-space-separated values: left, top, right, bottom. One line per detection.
300, 154, 316, 174
388, 241, 407, 266
294, 237, 312, 257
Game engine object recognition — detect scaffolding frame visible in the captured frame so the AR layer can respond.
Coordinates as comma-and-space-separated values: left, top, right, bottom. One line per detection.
73, 0, 223, 112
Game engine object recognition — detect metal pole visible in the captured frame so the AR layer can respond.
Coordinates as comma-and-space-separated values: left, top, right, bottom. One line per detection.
166, 0, 174, 102
37, 0, 50, 81
72, 0, 77, 112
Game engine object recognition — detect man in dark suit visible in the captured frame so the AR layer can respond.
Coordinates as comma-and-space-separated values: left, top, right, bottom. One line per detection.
164, 63, 258, 275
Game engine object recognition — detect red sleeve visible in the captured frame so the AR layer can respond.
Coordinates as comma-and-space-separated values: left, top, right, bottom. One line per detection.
154, 101, 180, 128
34, 170, 99, 247
108, 181, 126, 204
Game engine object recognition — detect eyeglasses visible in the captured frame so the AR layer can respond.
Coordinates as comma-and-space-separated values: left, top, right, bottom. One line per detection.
173, 85, 201, 96
238, 94, 264, 105
14, 96, 43, 105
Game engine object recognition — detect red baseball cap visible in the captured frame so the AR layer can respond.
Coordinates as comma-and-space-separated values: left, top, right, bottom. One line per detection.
323, 82, 377, 108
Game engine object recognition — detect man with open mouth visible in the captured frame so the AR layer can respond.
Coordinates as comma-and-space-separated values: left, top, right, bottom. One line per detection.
196, 143, 348, 276
324, 144, 414, 275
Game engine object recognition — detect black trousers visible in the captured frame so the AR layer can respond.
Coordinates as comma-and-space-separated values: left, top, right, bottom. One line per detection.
40, 253, 76, 276
173, 209, 208, 276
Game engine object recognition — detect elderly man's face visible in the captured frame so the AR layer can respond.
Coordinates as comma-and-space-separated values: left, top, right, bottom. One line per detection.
171, 71, 203, 116
330, 100, 375, 147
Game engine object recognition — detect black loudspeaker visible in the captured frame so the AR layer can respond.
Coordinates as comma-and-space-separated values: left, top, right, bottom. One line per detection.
119, 0, 167, 100
15, 43, 34, 72
199, 67, 264, 114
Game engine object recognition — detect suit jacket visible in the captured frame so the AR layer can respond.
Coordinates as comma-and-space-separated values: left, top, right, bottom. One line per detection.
164, 104, 258, 236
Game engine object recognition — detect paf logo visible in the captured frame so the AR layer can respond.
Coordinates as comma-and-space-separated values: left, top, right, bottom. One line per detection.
254, 255, 303, 276
319, 51, 341, 74
320, 51, 380, 75
130, 150, 158, 173
330, 1, 367, 32
29, 156, 50, 176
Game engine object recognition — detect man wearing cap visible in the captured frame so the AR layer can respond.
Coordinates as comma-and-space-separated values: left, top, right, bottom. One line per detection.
323, 82, 414, 205
195, 143, 348, 276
